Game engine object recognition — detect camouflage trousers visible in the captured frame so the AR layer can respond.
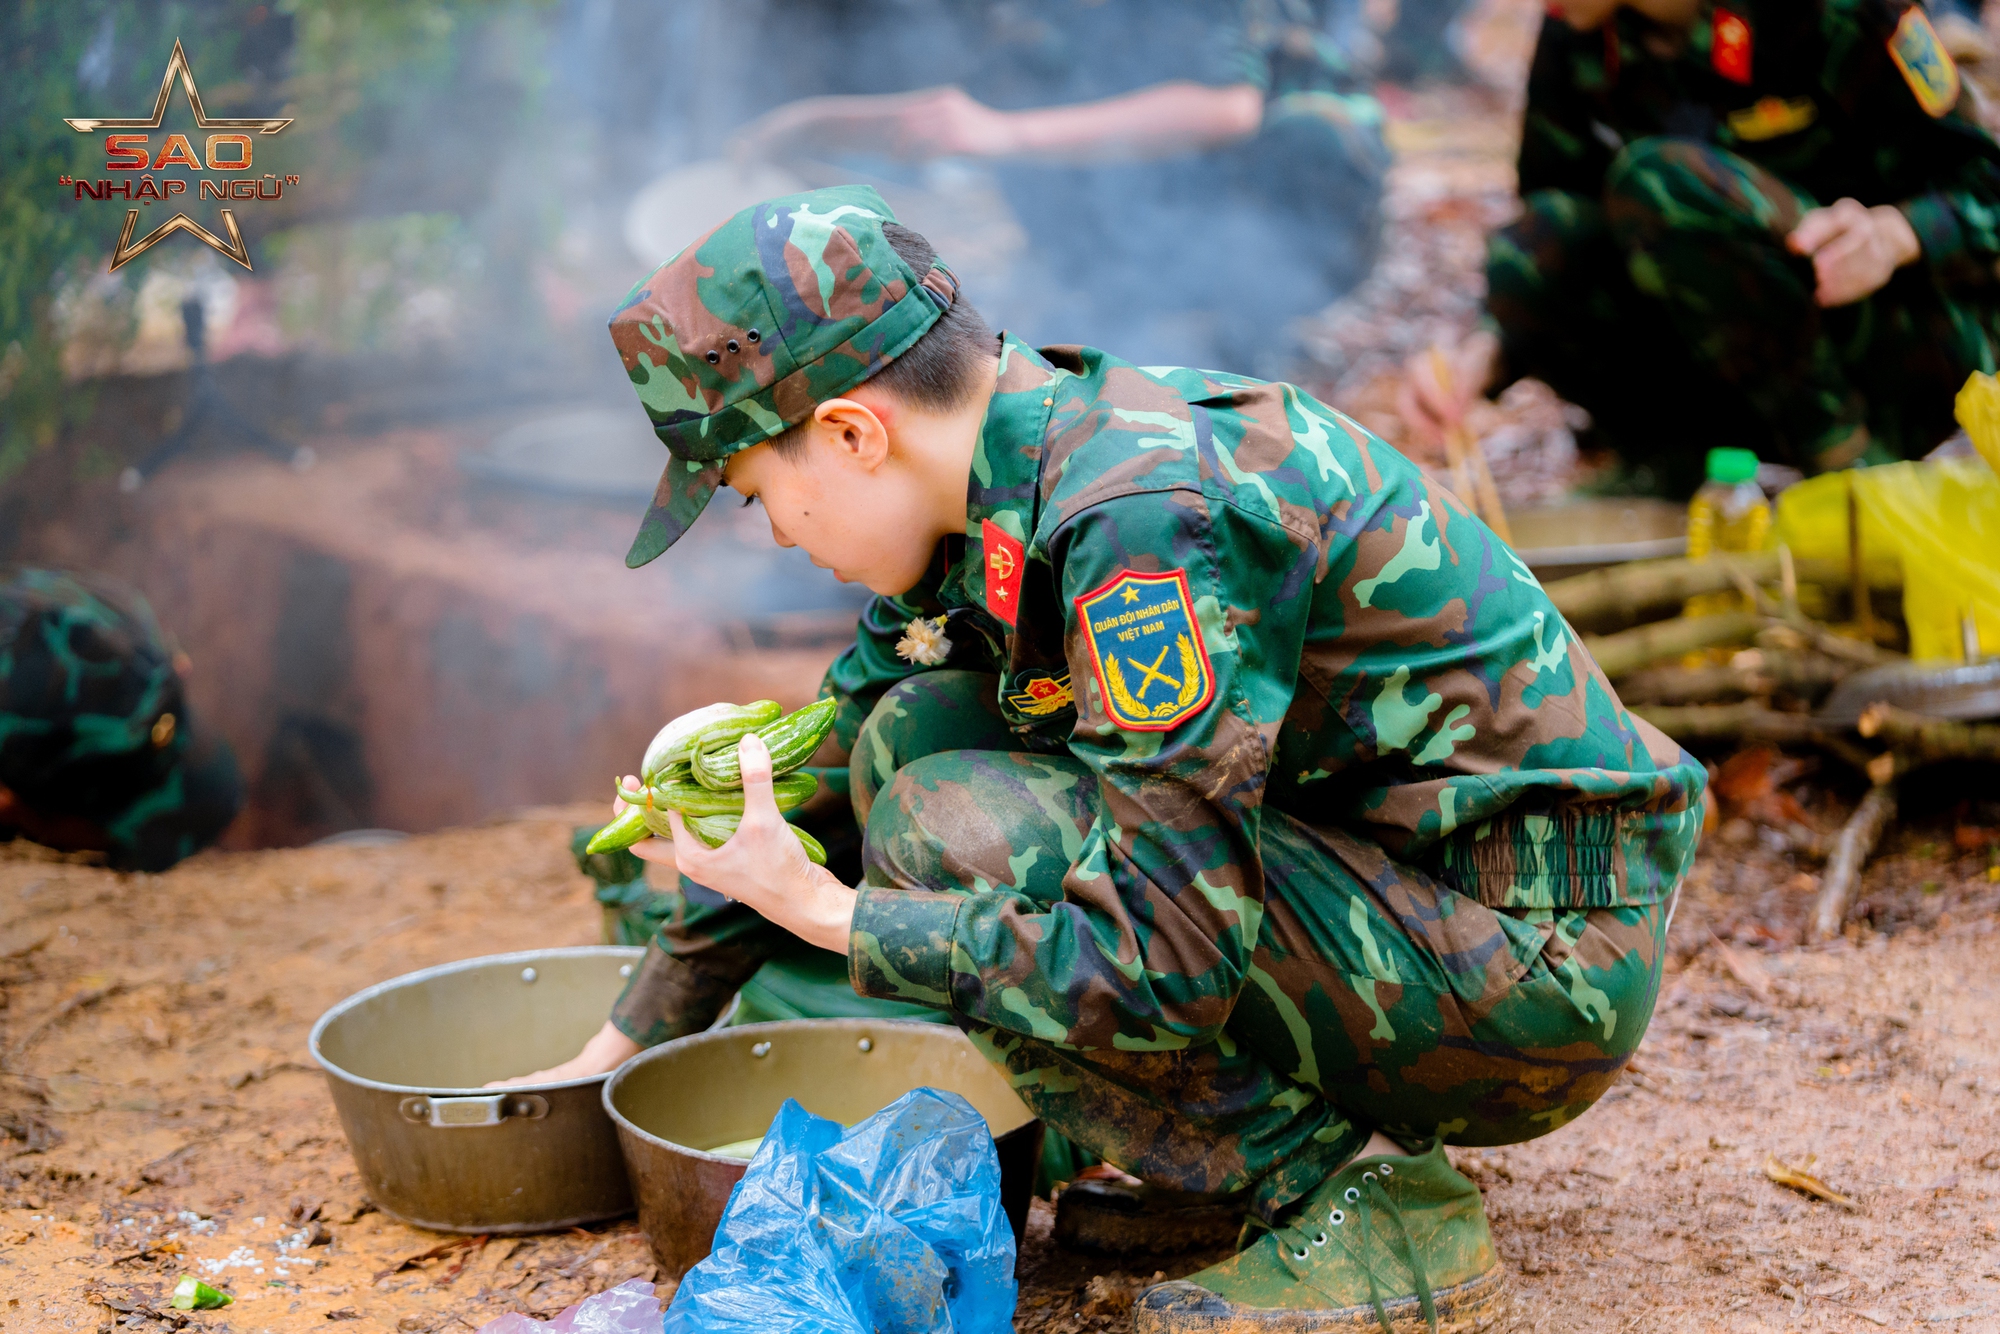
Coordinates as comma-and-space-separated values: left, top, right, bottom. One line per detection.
1488, 137, 1996, 492
854, 671, 1673, 1221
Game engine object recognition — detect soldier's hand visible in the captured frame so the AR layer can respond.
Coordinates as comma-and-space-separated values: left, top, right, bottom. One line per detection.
611, 773, 677, 867
665, 733, 858, 954
483, 1020, 640, 1088
1397, 332, 1498, 450
1788, 199, 1921, 307
732, 87, 1015, 162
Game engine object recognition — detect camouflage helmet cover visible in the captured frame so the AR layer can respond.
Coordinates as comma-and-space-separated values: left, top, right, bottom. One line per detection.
607, 183, 960, 567
0, 567, 243, 872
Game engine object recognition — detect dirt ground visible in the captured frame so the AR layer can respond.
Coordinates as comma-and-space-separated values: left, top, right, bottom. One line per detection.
8, 1, 2000, 1328
1, 791, 1995, 1334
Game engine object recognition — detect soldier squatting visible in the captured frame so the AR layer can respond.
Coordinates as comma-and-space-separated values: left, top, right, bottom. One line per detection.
513, 0, 2000, 1323
503, 171, 1704, 1325
11, 0, 1992, 1326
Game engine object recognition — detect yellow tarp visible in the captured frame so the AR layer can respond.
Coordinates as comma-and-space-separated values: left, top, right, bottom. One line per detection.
1774, 455, 2000, 661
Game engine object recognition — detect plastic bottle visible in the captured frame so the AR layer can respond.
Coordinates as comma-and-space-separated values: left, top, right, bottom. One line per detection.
1684, 447, 1771, 618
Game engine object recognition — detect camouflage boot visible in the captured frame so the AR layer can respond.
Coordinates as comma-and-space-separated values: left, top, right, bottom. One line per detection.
1132, 1139, 1506, 1333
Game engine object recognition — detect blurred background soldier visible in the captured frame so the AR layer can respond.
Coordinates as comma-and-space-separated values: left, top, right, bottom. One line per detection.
1402, 0, 2000, 495
1, 568, 243, 872
725, 0, 1392, 376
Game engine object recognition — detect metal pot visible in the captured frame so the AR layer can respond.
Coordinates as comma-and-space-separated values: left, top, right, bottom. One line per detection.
1508, 496, 1688, 579
311, 946, 644, 1233
603, 1018, 1045, 1280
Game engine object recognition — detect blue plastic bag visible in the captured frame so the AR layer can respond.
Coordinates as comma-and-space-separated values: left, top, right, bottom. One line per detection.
663, 1088, 1018, 1334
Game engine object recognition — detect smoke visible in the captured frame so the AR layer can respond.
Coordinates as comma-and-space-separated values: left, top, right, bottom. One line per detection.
13, 0, 1388, 844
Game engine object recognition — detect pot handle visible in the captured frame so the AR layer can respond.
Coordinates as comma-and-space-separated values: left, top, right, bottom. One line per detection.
398, 1093, 549, 1128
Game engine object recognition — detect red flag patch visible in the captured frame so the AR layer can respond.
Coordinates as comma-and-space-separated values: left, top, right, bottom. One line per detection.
981, 518, 1025, 627
1712, 8, 1752, 83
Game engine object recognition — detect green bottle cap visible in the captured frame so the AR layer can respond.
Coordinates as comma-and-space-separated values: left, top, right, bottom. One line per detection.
1705, 447, 1761, 485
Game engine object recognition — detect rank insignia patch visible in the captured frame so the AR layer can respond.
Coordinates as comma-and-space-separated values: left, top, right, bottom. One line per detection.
982, 518, 1025, 627
1712, 7, 1752, 83
1005, 671, 1075, 717
1888, 6, 1959, 118
1727, 95, 1817, 140
1074, 569, 1213, 731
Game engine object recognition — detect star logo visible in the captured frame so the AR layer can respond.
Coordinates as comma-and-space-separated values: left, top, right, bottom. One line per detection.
1120, 584, 1141, 604
63, 39, 294, 272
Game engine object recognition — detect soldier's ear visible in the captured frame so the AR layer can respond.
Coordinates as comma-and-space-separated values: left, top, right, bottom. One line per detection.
810, 397, 892, 473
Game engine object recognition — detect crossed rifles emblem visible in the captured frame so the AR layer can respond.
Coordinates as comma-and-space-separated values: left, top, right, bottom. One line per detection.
1124, 644, 1182, 700
1114, 583, 1181, 700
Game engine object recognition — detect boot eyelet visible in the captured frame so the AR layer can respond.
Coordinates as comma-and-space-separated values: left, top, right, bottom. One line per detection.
1344, 1187, 1360, 1203
1380, 1164, 1394, 1176
1362, 1171, 1376, 1183
1330, 1209, 1345, 1225
1292, 1248, 1309, 1260
1312, 1231, 1328, 1246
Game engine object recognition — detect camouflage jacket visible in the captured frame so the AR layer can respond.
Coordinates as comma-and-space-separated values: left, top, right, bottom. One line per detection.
832, 335, 1704, 1049
1518, 0, 2000, 292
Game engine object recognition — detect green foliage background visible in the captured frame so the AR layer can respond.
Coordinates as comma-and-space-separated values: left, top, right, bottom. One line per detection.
0, 0, 524, 487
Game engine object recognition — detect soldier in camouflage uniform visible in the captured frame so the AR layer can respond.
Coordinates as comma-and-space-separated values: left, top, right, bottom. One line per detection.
1, 567, 243, 872
725, 0, 1389, 376
1406, 0, 2000, 495
551, 185, 1701, 1328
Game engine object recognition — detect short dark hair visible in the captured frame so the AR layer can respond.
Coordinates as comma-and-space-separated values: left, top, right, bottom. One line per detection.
768, 222, 993, 459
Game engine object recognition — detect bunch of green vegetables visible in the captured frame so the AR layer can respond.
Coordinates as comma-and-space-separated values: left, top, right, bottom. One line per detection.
584, 698, 837, 862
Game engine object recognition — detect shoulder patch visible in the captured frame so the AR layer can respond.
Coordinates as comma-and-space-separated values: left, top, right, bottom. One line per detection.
1712, 7, 1753, 84
1888, 6, 1960, 118
982, 518, 1025, 627
1073, 569, 1214, 732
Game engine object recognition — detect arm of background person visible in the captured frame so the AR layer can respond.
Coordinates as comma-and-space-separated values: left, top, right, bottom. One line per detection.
732, 81, 1264, 165
1803, 0, 2000, 301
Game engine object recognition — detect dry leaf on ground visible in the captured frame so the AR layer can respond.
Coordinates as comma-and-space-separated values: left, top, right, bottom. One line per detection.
1762, 1153, 1859, 1210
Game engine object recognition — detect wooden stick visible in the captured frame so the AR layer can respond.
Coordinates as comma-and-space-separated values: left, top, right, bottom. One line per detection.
1847, 478, 1875, 643
1756, 615, 1903, 668
1857, 703, 2000, 763
1806, 781, 1897, 944
1585, 611, 1762, 678
1626, 702, 1881, 774
1616, 652, 1852, 706
1428, 347, 1513, 544
1463, 429, 1514, 546
1629, 701, 1827, 743
1545, 553, 1860, 633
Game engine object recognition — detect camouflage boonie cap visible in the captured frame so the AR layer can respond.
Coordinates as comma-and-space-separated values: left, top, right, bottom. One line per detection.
606, 183, 960, 567
0, 568, 243, 872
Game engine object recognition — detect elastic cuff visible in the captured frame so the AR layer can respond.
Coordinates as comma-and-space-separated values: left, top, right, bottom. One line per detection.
1898, 193, 1960, 269
608, 940, 742, 1047
847, 886, 962, 1010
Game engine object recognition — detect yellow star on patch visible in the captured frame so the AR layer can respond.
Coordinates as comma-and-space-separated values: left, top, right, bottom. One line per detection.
1120, 585, 1141, 604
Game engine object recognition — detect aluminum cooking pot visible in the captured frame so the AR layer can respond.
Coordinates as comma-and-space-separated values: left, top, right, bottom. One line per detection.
311, 946, 644, 1233
604, 1018, 1044, 1280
